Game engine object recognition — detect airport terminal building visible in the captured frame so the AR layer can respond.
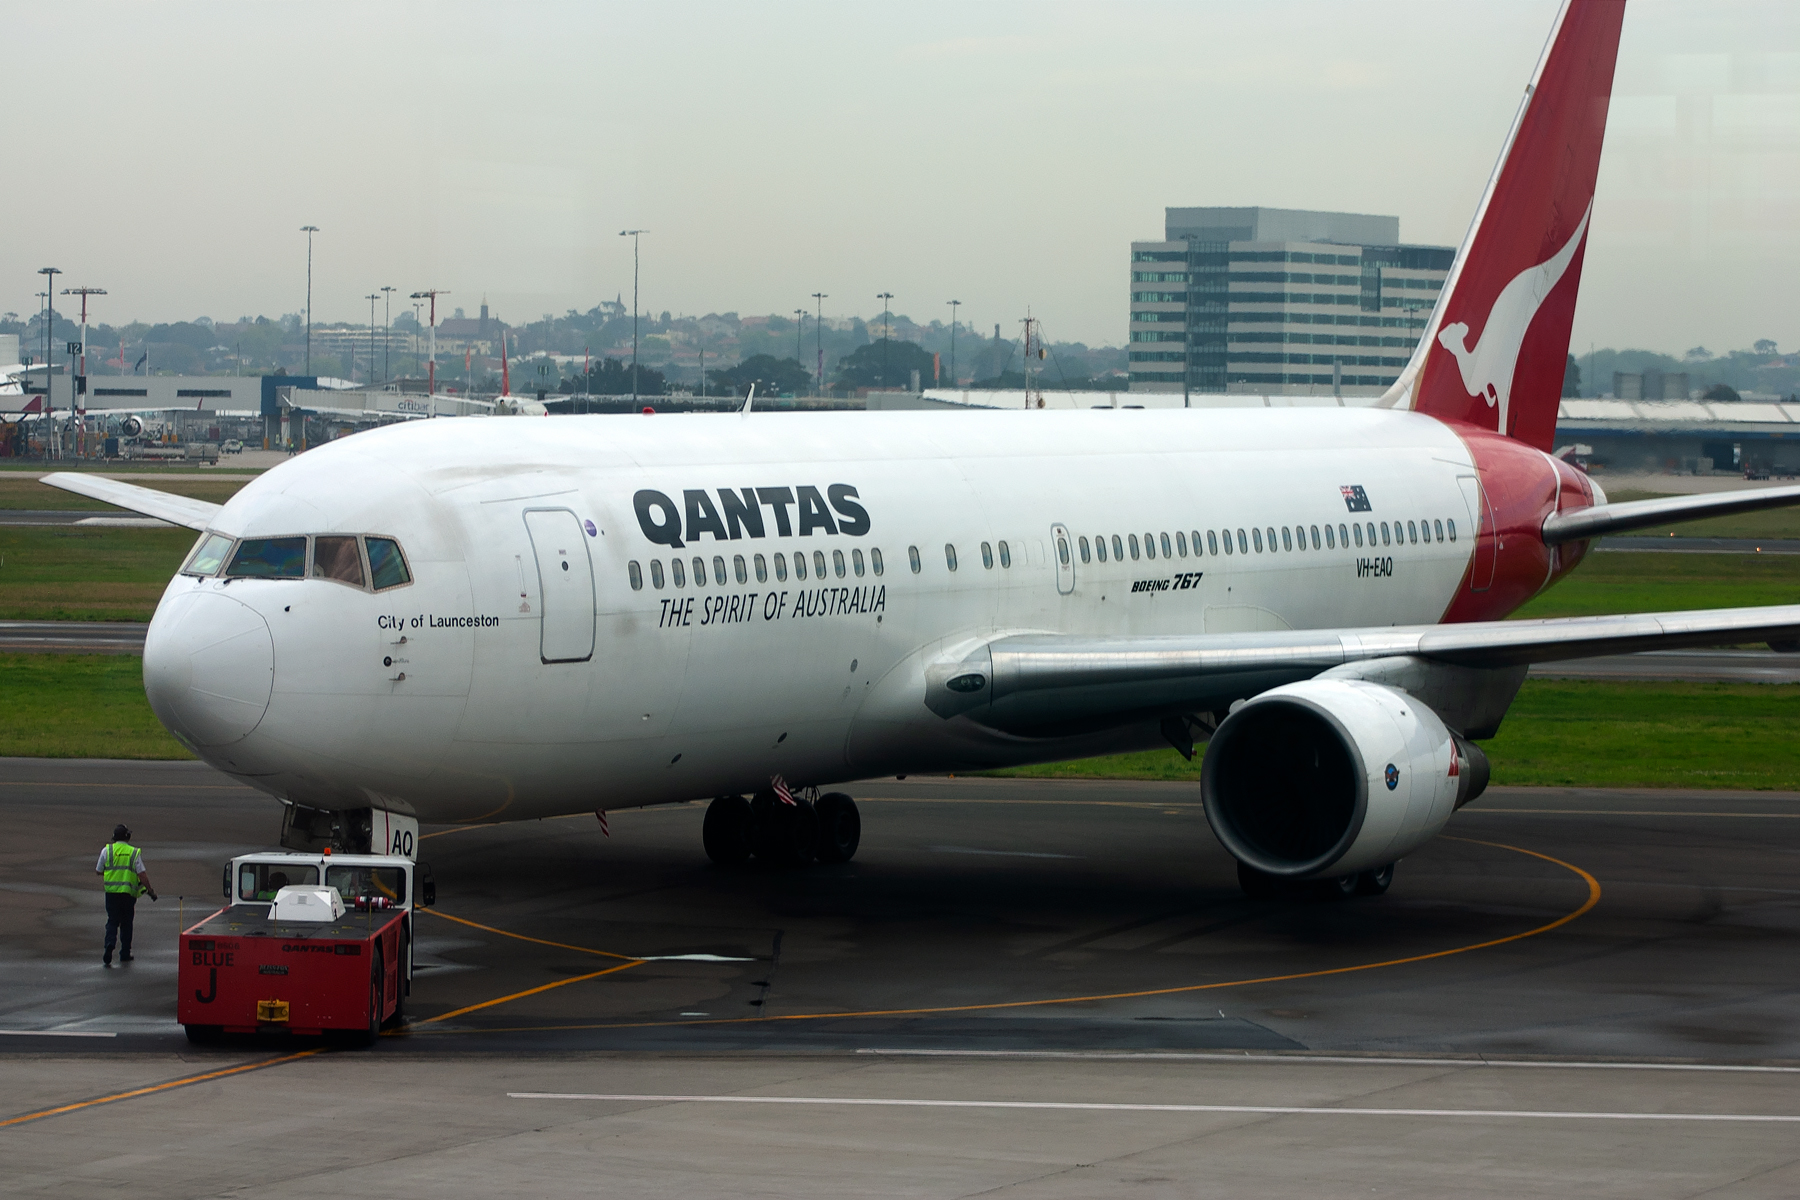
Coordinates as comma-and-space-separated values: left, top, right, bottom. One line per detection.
1129, 206, 1453, 398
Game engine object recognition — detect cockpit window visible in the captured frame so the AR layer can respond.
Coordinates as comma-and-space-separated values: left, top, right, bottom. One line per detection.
312, 536, 365, 587
226, 537, 307, 579
183, 532, 234, 577
366, 537, 412, 590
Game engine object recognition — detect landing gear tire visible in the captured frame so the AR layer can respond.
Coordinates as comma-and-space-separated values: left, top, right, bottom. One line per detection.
812, 793, 861, 864
355, 943, 385, 1047
1320, 873, 1361, 900
1354, 863, 1396, 896
703, 794, 755, 866
750, 789, 817, 867
1237, 861, 1284, 900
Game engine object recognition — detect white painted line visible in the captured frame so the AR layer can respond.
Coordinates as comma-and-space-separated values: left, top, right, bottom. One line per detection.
636, 954, 755, 962
509, 1093, 1800, 1122
0, 1029, 118, 1038
930, 846, 1081, 859
855, 1049, 1800, 1074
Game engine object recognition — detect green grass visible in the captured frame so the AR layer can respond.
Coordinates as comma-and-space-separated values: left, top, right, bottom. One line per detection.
982, 681, 1800, 791
1603, 488, 1800, 540
1515, 551, 1800, 619
0, 653, 192, 759
0, 475, 249, 510
0, 526, 195, 621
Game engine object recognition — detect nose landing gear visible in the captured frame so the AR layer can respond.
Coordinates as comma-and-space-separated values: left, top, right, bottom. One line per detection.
703, 790, 861, 868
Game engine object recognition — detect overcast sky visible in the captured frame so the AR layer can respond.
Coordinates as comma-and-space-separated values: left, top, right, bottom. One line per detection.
7, 1, 1795, 355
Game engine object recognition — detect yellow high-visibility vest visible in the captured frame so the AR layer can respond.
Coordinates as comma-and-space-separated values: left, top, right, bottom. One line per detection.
102, 842, 141, 896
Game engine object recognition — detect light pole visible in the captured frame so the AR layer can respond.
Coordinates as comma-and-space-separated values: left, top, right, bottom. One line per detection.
410, 290, 448, 395
380, 286, 395, 382
300, 226, 318, 375
62, 285, 105, 457
365, 294, 381, 387
619, 229, 646, 399
812, 293, 827, 395
876, 292, 894, 387
412, 302, 423, 371
794, 308, 805, 369
37, 268, 61, 443
946, 299, 960, 388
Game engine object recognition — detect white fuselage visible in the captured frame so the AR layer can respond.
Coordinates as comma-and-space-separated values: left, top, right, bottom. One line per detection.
145, 408, 1500, 824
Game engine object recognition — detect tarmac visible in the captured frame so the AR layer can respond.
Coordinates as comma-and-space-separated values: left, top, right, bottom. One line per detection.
2, 758, 1796, 1195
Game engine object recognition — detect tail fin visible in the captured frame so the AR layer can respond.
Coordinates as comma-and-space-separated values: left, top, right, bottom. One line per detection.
1379, 0, 1624, 452
501, 329, 511, 397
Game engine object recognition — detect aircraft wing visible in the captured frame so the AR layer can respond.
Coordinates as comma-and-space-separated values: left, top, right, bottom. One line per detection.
1543, 484, 1800, 544
926, 604, 1800, 732
38, 472, 220, 531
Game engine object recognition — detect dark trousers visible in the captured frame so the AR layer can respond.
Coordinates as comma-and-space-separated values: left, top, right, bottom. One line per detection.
104, 892, 136, 957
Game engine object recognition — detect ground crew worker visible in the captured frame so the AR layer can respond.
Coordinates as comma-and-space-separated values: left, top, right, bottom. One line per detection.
96, 824, 156, 966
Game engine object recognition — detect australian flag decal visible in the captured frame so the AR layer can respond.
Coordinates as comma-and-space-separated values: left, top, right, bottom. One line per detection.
1340, 485, 1372, 513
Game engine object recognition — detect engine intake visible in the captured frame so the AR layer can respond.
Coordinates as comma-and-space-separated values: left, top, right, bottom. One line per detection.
1200, 679, 1486, 879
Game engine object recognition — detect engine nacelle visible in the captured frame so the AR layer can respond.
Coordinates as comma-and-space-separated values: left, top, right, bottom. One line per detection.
117, 415, 145, 438
1201, 679, 1487, 880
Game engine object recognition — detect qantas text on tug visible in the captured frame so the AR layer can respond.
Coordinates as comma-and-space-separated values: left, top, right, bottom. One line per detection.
47, 0, 1800, 895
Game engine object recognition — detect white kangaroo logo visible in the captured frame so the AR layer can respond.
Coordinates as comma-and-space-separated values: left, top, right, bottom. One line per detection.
1436, 200, 1591, 435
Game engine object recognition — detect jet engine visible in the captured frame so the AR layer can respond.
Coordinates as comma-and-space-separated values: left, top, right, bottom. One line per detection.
117, 415, 145, 438
1200, 679, 1488, 880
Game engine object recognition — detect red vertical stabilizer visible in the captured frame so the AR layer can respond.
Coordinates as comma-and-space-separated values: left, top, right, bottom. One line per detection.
1387, 0, 1624, 452
501, 329, 511, 397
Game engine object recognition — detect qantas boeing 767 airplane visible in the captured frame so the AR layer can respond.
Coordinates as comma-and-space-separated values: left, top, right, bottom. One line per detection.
46, 0, 1800, 896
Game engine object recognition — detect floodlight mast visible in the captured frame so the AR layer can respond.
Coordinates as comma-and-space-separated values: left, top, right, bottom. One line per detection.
812, 293, 827, 394
619, 230, 646, 400
300, 226, 318, 373
410, 290, 448, 396
62, 285, 106, 457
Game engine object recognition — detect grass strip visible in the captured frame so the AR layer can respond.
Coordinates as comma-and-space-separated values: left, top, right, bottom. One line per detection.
1515, 551, 1800, 619
0, 476, 249, 511
0, 526, 196, 621
0, 653, 192, 759
980, 680, 1800, 791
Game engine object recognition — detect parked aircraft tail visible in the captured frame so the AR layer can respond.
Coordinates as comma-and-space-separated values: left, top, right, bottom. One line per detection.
1380, 0, 1624, 453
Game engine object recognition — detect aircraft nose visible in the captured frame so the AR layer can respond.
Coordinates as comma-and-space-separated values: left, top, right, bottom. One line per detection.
143, 590, 275, 747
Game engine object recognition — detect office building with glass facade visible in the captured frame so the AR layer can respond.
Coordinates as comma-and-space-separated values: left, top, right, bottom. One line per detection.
1128, 207, 1453, 397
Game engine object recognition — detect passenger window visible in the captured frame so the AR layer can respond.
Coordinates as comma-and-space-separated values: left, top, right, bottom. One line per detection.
1447, 519, 1457, 541
692, 556, 707, 585
813, 550, 827, 578
793, 551, 807, 580
1192, 530, 1204, 556
1160, 532, 1172, 558
628, 561, 643, 590
366, 537, 411, 590
1311, 525, 1321, 550
1379, 523, 1391, 546
1112, 535, 1124, 560
1057, 535, 1069, 566
1175, 531, 1187, 557
1143, 533, 1155, 560
1266, 527, 1277, 552
908, 545, 921, 574
1353, 524, 1364, 547
999, 541, 1011, 568
1407, 521, 1418, 544
853, 548, 865, 577
734, 555, 748, 585
672, 557, 686, 586
775, 552, 789, 582
1366, 522, 1377, 546
1434, 519, 1444, 542
1281, 527, 1293, 552
945, 544, 958, 571
226, 536, 307, 579
1208, 530, 1219, 555
1337, 523, 1348, 547
872, 548, 885, 576
1237, 528, 1248, 554
183, 532, 234, 577
1324, 525, 1336, 549
312, 535, 365, 587
833, 549, 846, 578
1129, 534, 1140, 560
1253, 528, 1264, 553
651, 559, 665, 589
981, 541, 994, 569
1078, 536, 1091, 563
238, 862, 319, 902
713, 556, 727, 585
754, 554, 768, 583
1095, 536, 1108, 563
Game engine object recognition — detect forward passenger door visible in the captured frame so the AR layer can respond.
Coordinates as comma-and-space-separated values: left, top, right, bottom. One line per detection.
523, 509, 596, 663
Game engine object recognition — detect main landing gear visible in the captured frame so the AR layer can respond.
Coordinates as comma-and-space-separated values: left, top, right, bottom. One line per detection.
703, 790, 861, 868
1237, 860, 1395, 901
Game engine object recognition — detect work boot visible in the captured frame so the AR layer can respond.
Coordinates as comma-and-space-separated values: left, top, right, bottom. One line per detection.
103, 953, 112, 967
120, 952, 134, 963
